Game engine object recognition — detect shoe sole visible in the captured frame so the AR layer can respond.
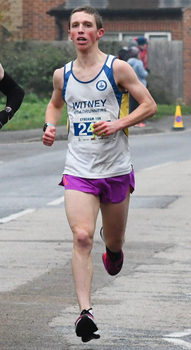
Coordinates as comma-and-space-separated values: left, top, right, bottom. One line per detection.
82, 330, 100, 342
76, 314, 100, 341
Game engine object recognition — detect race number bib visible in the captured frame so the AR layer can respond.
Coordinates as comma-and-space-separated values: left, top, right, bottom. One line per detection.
73, 112, 112, 142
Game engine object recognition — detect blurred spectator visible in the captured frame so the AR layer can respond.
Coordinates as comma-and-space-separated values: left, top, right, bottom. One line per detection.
127, 38, 138, 48
117, 44, 149, 127
117, 38, 138, 61
127, 47, 148, 127
135, 36, 148, 70
117, 46, 130, 61
127, 47, 148, 87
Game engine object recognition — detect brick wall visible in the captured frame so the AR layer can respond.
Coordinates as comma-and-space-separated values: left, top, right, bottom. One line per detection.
103, 19, 183, 40
22, 0, 64, 40
0, 0, 22, 40
183, 7, 191, 104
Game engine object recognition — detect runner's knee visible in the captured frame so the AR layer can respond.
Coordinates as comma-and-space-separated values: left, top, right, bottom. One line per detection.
73, 228, 94, 251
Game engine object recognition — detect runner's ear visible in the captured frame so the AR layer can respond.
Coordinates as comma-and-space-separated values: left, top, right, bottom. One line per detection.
96, 28, 105, 40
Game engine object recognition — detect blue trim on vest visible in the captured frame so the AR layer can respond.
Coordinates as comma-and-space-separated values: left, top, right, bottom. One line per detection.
63, 63, 72, 101
70, 56, 112, 84
63, 55, 123, 108
103, 56, 123, 107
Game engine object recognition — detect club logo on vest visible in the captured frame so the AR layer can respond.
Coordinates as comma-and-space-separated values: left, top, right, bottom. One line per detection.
96, 80, 107, 91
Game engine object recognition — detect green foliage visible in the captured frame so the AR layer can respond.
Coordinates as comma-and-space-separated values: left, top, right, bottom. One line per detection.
0, 95, 68, 130
0, 42, 72, 97
99, 40, 119, 55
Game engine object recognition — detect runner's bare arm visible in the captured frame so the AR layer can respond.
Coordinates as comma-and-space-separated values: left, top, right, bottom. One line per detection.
43, 68, 65, 146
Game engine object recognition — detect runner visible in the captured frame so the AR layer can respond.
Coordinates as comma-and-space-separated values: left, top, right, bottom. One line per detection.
43, 5, 157, 342
0, 63, 25, 129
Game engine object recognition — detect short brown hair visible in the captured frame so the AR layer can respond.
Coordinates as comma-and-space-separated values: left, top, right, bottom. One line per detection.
68, 5, 103, 30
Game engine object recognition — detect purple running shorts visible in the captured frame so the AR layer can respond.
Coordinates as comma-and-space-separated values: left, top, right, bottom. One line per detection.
59, 170, 135, 204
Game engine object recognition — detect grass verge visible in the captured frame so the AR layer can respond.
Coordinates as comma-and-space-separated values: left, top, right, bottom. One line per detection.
0, 94, 67, 131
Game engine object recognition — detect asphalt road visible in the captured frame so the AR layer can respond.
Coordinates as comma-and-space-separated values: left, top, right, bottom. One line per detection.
1, 115, 191, 220
0, 116, 191, 349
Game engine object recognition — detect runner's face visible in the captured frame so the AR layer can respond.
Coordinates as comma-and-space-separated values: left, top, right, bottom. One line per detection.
68, 12, 104, 49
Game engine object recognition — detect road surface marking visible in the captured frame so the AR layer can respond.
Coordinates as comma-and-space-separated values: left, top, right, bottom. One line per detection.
163, 329, 191, 349
0, 209, 36, 224
164, 330, 191, 338
47, 196, 65, 206
144, 162, 175, 171
163, 338, 191, 349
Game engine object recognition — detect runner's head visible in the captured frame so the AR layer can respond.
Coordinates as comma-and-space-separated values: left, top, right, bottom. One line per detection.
68, 5, 103, 30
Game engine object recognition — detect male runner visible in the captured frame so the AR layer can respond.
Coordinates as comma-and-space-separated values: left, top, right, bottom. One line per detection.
43, 5, 157, 342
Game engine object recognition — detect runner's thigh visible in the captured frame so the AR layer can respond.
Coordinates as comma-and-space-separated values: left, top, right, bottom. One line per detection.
64, 190, 100, 235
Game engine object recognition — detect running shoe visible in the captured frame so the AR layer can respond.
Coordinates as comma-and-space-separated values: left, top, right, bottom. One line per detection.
75, 308, 100, 343
100, 227, 124, 276
102, 250, 124, 276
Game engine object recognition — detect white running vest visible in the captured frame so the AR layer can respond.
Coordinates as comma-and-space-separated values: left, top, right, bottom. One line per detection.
62, 55, 133, 179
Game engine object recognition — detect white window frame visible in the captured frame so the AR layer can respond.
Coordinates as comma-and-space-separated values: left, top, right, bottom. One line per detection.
121, 33, 143, 41
100, 32, 121, 41
98, 31, 172, 42
101, 32, 143, 41
145, 32, 171, 41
